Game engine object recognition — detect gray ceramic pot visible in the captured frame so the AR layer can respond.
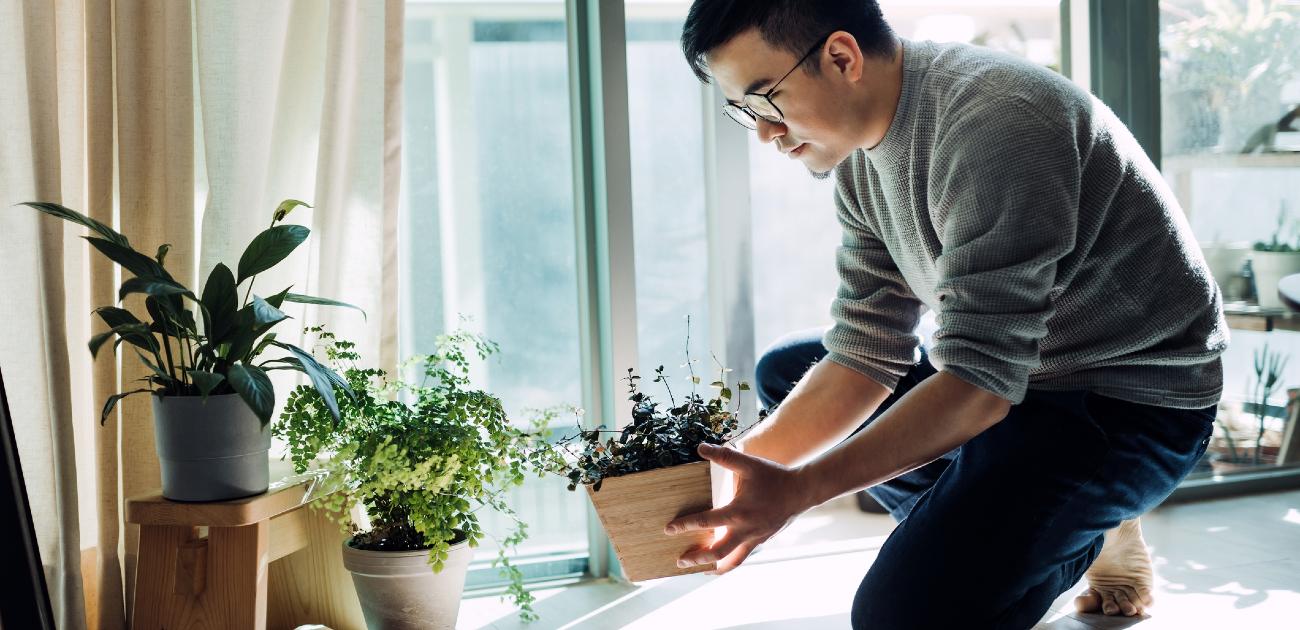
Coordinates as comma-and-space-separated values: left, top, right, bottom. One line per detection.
152, 393, 271, 502
341, 534, 472, 630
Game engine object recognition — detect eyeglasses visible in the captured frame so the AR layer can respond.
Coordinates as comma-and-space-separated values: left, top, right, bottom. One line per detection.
721, 33, 833, 130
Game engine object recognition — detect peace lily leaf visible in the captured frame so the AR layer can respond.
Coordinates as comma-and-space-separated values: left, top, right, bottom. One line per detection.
225, 297, 290, 363
187, 370, 226, 399
91, 309, 160, 354
228, 363, 274, 425
154, 243, 171, 266
246, 295, 289, 328
283, 293, 367, 320
118, 276, 195, 302
274, 342, 342, 423
87, 323, 157, 358
18, 201, 130, 248
200, 263, 238, 342
86, 237, 171, 281
237, 224, 310, 284
265, 286, 292, 310
135, 349, 173, 384
101, 388, 154, 425
250, 332, 278, 361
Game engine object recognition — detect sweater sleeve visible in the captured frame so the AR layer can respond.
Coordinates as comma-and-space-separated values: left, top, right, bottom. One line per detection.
822, 177, 925, 391
925, 97, 1081, 404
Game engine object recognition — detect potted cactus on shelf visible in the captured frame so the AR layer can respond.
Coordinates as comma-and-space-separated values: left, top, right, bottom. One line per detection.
276, 328, 551, 627
16, 200, 359, 501
540, 331, 757, 582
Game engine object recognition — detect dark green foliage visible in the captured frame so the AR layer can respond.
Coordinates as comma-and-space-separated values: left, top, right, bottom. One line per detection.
275, 329, 554, 622
540, 325, 760, 493
16, 200, 361, 425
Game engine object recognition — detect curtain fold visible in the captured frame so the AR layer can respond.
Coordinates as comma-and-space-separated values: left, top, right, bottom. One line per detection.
112, 5, 197, 624
309, 0, 403, 369
196, 0, 401, 368
2, 1, 91, 628
2, 1, 403, 627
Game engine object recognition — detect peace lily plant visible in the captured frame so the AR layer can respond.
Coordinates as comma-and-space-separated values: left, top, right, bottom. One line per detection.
17, 199, 361, 500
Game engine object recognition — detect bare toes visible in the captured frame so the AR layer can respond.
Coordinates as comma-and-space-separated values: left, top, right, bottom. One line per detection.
1074, 590, 1102, 613
1101, 591, 1121, 616
1113, 590, 1138, 616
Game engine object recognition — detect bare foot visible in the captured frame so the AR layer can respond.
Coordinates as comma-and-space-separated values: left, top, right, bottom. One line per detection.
1074, 518, 1155, 617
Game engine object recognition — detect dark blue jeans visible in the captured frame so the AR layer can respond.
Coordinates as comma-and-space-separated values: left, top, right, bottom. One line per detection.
754, 328, 1215, 630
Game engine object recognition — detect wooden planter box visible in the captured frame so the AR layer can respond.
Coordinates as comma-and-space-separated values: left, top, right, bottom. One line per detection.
586, 460, 717, 582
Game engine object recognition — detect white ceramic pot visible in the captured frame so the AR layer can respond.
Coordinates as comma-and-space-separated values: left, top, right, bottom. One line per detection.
1249, 250, 1300, 310
341, 534, 472, 630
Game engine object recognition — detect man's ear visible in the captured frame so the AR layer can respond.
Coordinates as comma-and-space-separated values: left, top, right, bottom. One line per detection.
824, 31, 864, 82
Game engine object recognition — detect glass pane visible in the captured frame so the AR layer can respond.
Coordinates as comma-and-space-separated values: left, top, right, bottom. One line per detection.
401, 2, 587, 578
625, 5, 712, 395
751, 0, 1063, 355
1160, 0, 1300, 477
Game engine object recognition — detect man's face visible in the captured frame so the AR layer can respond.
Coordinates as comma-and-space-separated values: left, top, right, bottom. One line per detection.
707, 29, 862, 177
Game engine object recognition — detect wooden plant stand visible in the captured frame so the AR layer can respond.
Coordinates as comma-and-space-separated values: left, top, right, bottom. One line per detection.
127, 475, 364, 630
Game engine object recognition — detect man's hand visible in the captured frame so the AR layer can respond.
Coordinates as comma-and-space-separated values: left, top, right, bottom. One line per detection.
664, 443, 813, 575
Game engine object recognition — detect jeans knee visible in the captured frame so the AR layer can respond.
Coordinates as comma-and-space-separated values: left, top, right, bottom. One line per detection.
851, 569, 911, 630
753, 350, 790, 410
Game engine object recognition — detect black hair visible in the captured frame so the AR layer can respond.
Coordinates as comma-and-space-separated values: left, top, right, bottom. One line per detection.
681, 0, 895, 84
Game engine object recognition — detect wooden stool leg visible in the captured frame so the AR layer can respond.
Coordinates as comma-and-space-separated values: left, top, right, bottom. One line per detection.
207, 521, 270, 630
132, 525, 200, 630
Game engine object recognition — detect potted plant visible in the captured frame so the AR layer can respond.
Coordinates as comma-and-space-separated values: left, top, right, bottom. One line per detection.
1250, 202, 1300, 310
540, 343, 756, 582
276, 328, 549, 628
17, 200, 358, 501
1248, 343, 1288, 466
1211, 343, 1288, 473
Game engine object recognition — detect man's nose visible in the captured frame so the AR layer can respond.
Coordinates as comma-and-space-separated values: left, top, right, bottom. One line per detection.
756, 118, 785, 144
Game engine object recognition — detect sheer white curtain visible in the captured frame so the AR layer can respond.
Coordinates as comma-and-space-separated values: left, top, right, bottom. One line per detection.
195, 0, 402, 371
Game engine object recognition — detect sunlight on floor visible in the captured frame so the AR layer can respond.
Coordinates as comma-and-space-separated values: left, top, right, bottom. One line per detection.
460, 490, 1300, 629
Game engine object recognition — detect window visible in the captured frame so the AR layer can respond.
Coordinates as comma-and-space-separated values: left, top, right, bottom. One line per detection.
1159, 0, 1300, 477
401, 1, 588, 585
624, 7, 712, 388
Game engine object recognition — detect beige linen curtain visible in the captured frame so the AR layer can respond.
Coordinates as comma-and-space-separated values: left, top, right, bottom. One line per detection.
0, 1, 403, 628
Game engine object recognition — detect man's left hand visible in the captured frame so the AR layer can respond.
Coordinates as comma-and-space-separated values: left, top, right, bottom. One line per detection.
664, 443, 813, 575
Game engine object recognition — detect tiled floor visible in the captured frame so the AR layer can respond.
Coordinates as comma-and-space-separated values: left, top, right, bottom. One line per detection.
459, 489, 1300, 629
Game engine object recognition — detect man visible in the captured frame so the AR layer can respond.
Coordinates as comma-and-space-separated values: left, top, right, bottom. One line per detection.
663, 1, 1227, 628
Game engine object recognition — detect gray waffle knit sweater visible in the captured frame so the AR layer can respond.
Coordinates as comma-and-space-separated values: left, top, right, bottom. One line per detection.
823, 39, 1228, 409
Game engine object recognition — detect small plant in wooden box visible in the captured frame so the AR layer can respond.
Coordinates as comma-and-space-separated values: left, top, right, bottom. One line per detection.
540, 337, 759, 582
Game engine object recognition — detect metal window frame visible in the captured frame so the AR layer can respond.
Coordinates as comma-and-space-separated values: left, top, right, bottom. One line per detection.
1085, 0, 1162, 169
564, 0, 762, 580
566, 0, 639, 580
453, 0, 761, 589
